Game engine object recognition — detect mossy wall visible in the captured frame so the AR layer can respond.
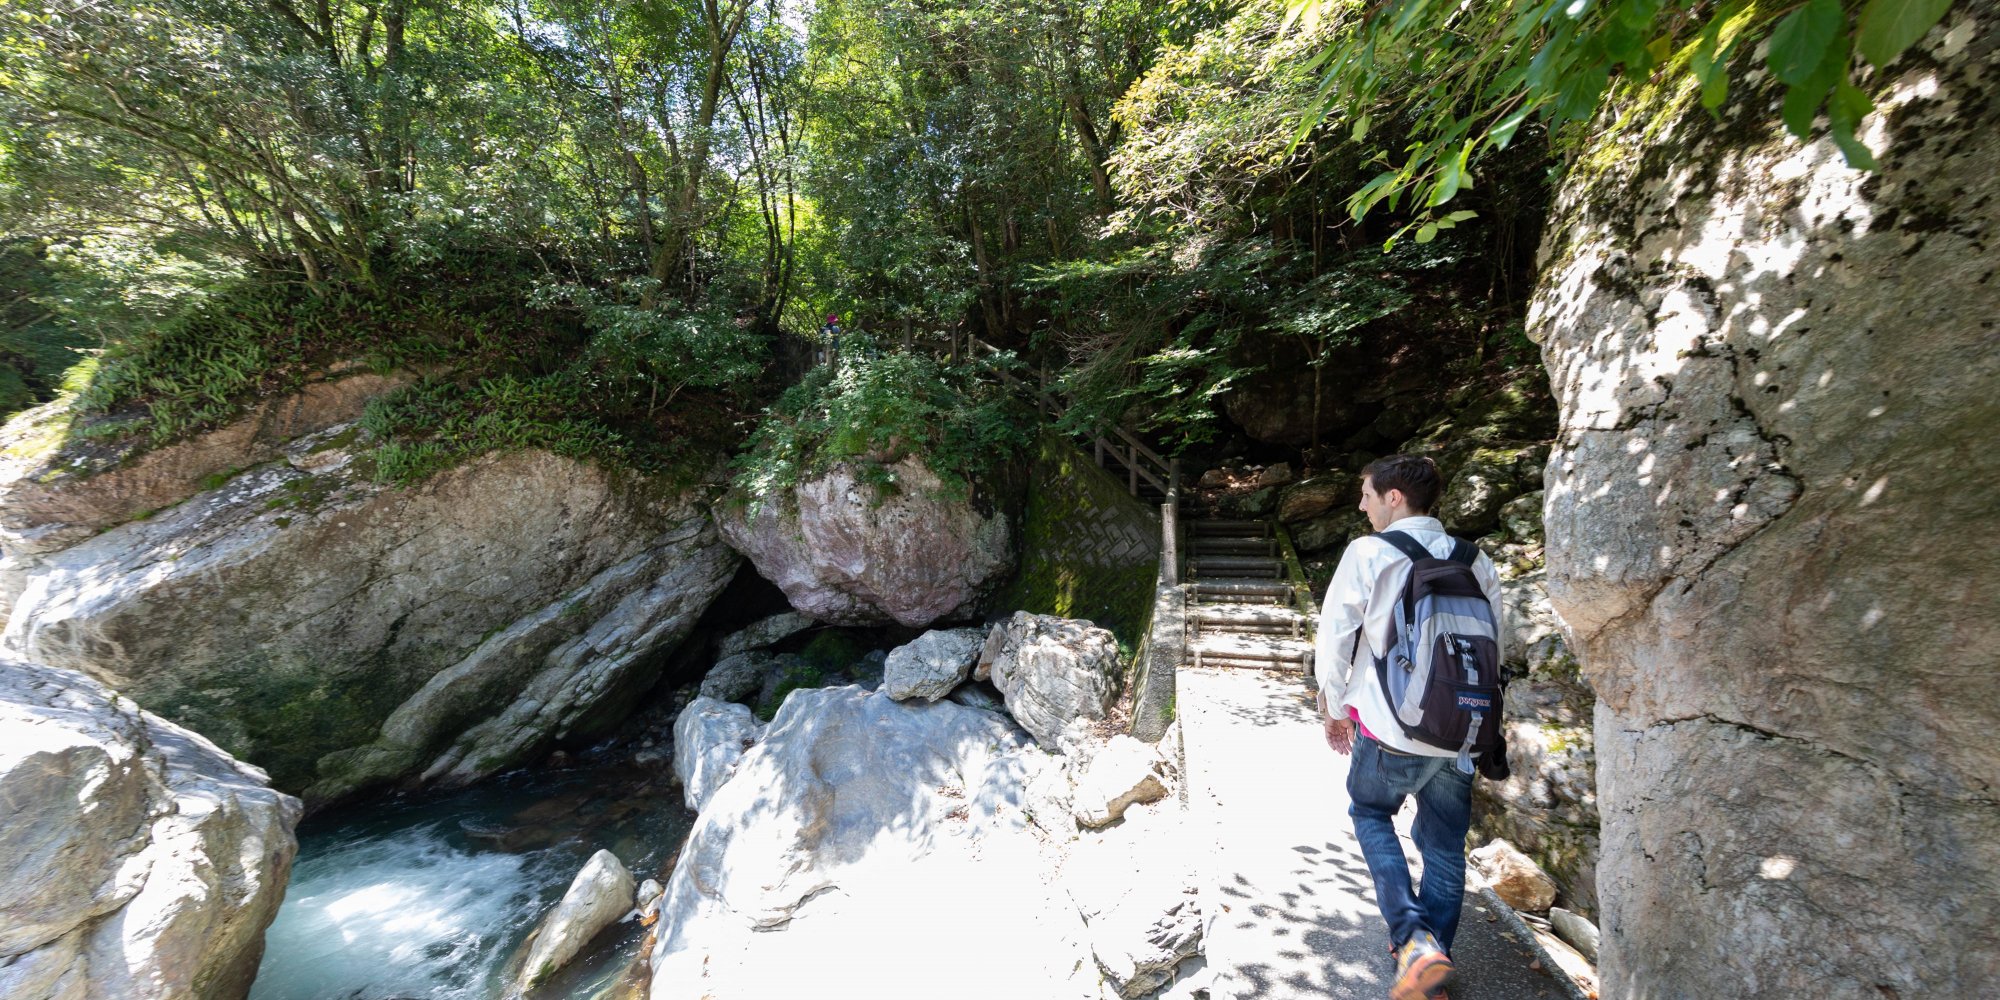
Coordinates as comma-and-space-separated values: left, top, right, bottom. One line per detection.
997, 432, 1161, 649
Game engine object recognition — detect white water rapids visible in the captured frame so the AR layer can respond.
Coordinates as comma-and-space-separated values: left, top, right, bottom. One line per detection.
251, 824, 550, 1000
249, 765, 688, 1000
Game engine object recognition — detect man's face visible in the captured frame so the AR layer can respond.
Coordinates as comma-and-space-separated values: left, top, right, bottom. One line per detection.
1358, 475, 1395, 532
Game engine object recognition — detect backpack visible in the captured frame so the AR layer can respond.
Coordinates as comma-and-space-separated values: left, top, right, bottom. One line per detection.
1369, 530, 1508, 778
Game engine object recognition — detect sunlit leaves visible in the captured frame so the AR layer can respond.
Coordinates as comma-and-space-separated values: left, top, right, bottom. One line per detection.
1766, 0, 1843, 85
1279, 0, 1965, 238
1857, 0, 1954, 69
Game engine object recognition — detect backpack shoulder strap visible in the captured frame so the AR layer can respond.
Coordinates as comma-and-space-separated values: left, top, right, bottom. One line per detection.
1372, 530, 1432, 635
1446, 537, 1478, 566
1372, 530, 1432, 563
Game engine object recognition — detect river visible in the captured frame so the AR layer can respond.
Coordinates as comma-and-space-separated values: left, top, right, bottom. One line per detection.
249, 759, 693, 1000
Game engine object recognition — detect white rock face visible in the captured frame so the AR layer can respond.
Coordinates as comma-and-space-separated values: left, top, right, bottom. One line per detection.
1059, 795, 1206, 998
979, 612, 1122, 749
648, 686, 1107, 999
0, 658, 301, 1000
1072, 735, 1169, 828
717, 457, 1014, 627
716, 612, 816, 658
520, 850, 635, 989
0, 444, 738, 806
882, 627, 986, 702
673, 697, 764, 812
1527, 10, 2000, 995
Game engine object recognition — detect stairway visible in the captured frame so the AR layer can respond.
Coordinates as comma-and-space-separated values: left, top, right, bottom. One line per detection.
1184, 519, 1314, 671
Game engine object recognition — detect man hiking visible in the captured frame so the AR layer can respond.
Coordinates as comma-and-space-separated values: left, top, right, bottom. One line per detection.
1313, 454, 1508, 1000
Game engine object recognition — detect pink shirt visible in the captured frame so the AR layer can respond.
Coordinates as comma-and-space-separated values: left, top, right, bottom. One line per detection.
1348, 707, 1378, 743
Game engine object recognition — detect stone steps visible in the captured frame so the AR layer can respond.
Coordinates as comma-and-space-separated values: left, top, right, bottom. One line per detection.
1191, 536, 1277, 556
1183, 515, 1313, 674
1188, 633, 1312, 668
1186, 555, 1282, 578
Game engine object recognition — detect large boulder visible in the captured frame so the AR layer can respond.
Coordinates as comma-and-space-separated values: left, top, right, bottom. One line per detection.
0, 431, 739, 807
717, 457, 1014, 627
0, 658, 301, 1000
699, 651, 780, 704
1276, 472, 1357, 525
977, 612, 1122, 749
1527, 11, 2000, 995
673, 696, 764, 813
646, 686, 1103, 999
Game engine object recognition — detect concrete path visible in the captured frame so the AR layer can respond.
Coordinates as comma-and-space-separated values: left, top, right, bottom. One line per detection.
1179, 666, 1564, 1000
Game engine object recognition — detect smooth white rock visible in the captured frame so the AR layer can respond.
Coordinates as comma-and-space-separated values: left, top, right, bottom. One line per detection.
672, 697, 763, 812
520, 850, 635, 988
0, 658, 300, 1000
647, 686, 1103, 999
1550, 906, 1600, 963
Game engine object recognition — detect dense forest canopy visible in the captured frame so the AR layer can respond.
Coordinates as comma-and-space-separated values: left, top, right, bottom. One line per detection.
0, 0, 1956, 469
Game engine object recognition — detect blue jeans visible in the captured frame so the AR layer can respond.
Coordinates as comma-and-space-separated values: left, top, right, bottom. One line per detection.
1347, 735, 1475, 953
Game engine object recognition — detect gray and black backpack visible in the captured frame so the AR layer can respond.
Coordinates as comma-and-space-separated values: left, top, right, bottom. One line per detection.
1370, 530, 1508, 778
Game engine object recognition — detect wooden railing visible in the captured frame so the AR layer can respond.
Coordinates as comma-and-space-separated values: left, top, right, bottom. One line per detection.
948, 333, 1178, 504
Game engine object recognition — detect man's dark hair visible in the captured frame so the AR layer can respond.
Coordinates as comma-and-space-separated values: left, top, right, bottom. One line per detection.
1362, 454, 1443, 513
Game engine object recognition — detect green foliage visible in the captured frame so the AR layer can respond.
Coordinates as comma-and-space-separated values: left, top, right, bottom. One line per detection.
530, 279, 766, 413
72, 250, 582, 446
793, 0, 1211, 338
733, 351, 1030, 502
1031, 232, 1462, 451
0, 242, 100, 415
360, 375, 630, 484
1282, 0, 1962, 241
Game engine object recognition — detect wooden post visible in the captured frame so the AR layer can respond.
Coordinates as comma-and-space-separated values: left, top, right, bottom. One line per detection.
1095, 438, 1104, 467
1128, 445, 1138, 496
1162, 499, 1178, 587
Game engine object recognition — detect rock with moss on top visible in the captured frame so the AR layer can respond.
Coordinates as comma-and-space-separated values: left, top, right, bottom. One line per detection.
716, 456, 1016, 628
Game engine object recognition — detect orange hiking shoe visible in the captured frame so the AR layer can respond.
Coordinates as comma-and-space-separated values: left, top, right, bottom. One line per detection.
1390, 931, 1455, 1000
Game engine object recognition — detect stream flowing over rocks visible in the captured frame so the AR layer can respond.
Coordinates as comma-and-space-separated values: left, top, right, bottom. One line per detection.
1529, 9, 2000, 996
0, 658, 300, 1000
0, 384, 739, 807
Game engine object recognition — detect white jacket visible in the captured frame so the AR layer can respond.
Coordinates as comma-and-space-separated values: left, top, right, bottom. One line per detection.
1312, 515, 1506, 757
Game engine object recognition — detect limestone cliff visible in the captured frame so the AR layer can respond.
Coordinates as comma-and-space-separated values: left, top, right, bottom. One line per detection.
1529, 8, 1999, 995
0, 384, 739, 807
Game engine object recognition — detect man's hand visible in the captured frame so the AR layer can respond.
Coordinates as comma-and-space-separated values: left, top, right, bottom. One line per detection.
1324, 715, 1354, 755
1317, 691, 1355, 755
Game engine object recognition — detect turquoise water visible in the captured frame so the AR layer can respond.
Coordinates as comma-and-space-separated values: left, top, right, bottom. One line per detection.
250, 762, 692, 1000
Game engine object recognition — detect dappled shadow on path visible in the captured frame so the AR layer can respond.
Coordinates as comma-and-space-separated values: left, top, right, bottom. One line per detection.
1217, 837, 1386, 999
1191, 666, 1321, 729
